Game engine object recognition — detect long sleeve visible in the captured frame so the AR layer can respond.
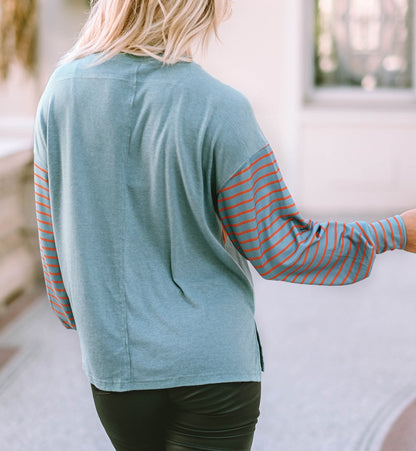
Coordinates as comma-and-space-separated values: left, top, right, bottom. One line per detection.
217, 145, 407, 286
34, 162, 76, 329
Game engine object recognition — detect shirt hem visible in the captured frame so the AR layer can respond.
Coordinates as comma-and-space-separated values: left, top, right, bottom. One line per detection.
86, 371, 262, 392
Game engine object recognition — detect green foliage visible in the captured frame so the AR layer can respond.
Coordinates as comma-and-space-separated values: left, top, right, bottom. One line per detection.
0, 0, 38, 80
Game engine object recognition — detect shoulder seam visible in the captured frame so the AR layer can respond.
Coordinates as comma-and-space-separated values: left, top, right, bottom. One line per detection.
216, 144, 270, 196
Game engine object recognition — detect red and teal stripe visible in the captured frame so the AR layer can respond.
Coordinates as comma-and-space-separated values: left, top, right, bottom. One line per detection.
34, 162, 76, 329
217, 146, 406, 286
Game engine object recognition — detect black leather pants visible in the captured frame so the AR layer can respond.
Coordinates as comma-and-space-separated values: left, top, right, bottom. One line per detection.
91, 381, 261, 450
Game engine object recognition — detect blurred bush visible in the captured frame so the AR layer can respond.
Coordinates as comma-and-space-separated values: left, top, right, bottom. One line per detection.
0, 0, 37, 80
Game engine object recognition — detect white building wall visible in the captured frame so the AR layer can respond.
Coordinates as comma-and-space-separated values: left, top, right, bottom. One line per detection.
197, 0, 416, 218
196, 0, 301, 197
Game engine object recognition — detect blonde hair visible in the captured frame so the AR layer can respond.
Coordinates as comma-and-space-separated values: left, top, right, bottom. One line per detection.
59, 0, 232, 66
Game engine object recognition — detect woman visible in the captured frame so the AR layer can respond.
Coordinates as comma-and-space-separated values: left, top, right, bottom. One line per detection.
33, 0, 416, 449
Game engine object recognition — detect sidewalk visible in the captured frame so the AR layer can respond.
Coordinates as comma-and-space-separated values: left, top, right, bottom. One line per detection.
0, 250, 415, 450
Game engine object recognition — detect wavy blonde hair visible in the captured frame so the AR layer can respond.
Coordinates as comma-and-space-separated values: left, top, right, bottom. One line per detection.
59, 0, 232, 66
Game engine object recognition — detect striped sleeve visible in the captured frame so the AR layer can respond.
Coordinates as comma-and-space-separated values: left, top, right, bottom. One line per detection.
217, 146, 407, 286
34, 162, 76, 329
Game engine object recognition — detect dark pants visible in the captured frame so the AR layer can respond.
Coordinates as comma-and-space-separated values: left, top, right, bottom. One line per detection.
90, 381, 261, 451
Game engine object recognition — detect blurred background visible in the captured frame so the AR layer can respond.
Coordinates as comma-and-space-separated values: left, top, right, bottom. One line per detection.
0, 1, 415, 450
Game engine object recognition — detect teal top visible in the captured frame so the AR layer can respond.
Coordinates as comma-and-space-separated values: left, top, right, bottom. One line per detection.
33, 53, 406, 391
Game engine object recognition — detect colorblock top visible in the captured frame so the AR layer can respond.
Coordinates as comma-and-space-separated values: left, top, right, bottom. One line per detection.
33, 53, 406, 391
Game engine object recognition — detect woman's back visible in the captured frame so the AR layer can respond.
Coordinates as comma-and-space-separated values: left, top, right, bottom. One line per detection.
34, 52, 266, 391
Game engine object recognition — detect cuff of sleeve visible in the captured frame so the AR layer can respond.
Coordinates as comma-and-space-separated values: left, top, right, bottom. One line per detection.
369, 215, 407, 253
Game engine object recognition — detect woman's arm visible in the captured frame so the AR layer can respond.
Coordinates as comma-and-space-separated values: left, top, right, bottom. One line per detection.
217, 145, 408, 285
401, 209, 416, 253
34, 162, 76, 329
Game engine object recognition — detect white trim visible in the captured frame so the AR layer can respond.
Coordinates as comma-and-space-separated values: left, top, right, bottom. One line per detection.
0, 116, 35, 133
305, 87, 416, 110
303, 0, 416, 107
300, 107, 416, 126
0, 138, 33, 159
302, 0, 316, 105
0, 116, 35, 159
412, 0, 416, 98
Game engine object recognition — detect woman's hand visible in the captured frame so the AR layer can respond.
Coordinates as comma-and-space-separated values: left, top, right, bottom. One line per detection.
400, 209, 416, 253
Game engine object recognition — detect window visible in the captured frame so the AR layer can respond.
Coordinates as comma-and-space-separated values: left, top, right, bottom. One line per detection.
305, 0, 416, 103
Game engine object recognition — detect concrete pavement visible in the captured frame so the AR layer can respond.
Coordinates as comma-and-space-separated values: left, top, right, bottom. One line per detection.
0, 249, 415, 450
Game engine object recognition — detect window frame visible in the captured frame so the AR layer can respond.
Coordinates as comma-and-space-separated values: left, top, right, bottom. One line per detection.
302, 0, 416, 107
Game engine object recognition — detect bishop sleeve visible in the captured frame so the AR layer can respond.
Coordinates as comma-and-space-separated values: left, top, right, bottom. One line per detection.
34, 162, 76, 329
217, 145, 406, 286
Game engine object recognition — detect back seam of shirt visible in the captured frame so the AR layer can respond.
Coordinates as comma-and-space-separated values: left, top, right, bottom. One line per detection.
120, 61, 142, 381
